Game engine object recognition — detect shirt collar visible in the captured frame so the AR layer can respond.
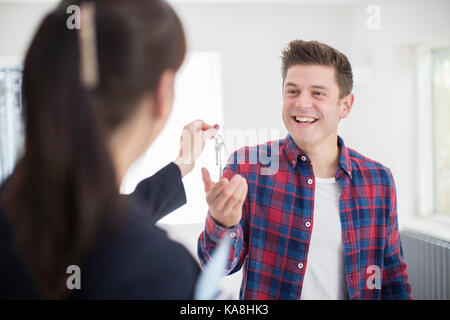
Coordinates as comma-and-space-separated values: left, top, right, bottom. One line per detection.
337, 135, 353, 179
283, 134, 307, 168
283, 134, 353, 179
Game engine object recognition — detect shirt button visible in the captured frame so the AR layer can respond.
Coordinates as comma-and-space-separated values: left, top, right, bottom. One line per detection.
305, 221, 311, 228
229, 232, 236, 238
301, 156, 307, 161
298, 263, 304, 269
307, 178, 313, 185
233, 257, 238, 263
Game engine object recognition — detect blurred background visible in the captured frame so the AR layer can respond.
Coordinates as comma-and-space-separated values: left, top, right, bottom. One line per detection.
0, 0, 449, 299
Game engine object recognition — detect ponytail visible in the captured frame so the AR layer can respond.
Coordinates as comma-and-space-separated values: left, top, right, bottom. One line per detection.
1, 5, 122, 298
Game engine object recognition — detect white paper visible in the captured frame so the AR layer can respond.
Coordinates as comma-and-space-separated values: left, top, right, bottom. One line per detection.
194, 232, 232, 300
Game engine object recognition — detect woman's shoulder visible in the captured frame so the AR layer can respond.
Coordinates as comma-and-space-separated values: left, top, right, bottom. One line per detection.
76, 205, 200, 299
0, 192, 200, 299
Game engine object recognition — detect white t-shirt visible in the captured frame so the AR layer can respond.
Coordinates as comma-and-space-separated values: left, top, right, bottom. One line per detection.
300, 177, 348, 300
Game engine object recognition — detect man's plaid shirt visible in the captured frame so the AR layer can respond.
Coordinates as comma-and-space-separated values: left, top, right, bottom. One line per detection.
198, 134, 411, 299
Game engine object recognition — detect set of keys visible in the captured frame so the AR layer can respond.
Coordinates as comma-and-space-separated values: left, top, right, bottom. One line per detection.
213, 129, 226, 179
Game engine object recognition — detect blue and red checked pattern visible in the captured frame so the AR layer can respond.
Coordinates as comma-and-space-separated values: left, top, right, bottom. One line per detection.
198, 134, 411, 300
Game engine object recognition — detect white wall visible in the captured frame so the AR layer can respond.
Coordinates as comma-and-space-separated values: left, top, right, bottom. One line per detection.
173, 2, 352, 134
0, 2, 57, 59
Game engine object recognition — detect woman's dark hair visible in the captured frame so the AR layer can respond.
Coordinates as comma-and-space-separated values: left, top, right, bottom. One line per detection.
1, 0, 186, 298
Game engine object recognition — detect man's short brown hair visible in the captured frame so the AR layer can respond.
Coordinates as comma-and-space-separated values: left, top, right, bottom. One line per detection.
281, 40, 353, 98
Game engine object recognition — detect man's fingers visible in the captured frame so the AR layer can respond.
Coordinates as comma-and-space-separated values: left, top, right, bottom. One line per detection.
207, 177, 229, 203
214, 175, 245, 212
221, 178, 247, 215
230, 196, 245, 217
201, 167, 215, 193
206, 177, 229, 204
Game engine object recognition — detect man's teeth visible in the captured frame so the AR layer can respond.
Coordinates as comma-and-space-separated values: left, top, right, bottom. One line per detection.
295, 116, 317, 123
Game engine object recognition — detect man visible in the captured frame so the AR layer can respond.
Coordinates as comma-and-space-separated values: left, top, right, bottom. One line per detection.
197, 40, 411, 300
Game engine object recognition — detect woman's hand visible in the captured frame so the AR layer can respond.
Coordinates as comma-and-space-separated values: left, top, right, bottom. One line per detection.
174, 120, 219, 178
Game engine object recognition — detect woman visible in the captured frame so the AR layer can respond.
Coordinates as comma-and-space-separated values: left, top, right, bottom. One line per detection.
0, 0, 217, 299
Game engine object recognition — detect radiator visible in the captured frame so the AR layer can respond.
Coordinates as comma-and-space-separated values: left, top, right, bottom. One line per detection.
401, 231, 450, 299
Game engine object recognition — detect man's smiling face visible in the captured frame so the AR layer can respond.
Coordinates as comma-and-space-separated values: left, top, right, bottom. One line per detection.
282, 64, 353, 150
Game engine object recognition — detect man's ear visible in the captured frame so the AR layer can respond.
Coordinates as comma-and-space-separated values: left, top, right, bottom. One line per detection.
154, 69, 176, 119
339, 93, 354, 120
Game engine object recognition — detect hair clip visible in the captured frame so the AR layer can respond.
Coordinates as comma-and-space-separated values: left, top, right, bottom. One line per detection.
79, 2, 99, 89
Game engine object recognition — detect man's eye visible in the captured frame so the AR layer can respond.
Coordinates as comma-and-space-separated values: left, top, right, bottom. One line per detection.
287, 90, 298, 95
313, 91, 324, 96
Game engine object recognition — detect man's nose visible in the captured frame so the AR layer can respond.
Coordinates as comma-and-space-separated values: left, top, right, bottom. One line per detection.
295, 91, 313, 109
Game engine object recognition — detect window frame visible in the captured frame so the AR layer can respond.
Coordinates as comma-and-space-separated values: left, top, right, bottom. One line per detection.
402, 40, 450, 242
430, 45, 450, 217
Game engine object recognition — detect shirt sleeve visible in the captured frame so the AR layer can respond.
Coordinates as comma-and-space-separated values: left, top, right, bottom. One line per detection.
128, 162, 187, 223
381, 169, 412, 299
197, 152, 249, 275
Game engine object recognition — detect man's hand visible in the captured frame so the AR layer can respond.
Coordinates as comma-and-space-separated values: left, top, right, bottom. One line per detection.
201, 167, 248, 229
174, 120, 219, 178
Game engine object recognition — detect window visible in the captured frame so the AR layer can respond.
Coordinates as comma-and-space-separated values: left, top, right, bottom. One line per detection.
120, 51, 224, 225
432, 47, 450, 216
0, 65, 24, 184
